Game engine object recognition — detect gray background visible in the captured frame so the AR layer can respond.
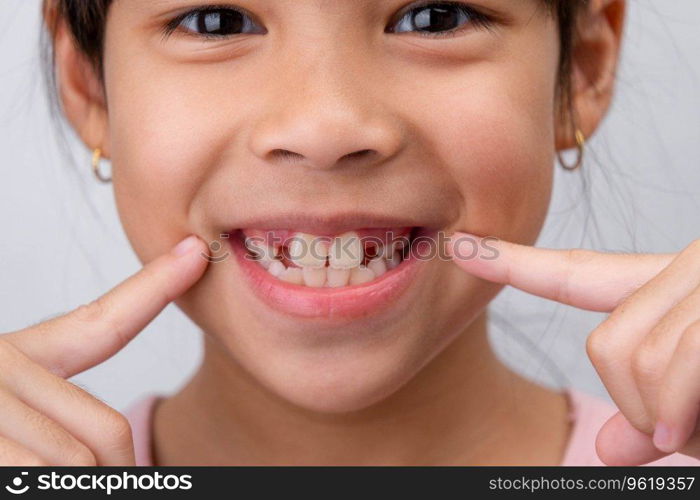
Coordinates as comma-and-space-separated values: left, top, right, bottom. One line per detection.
1, 0, 699, 413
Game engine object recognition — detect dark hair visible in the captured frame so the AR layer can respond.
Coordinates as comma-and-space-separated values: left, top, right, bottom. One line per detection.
41, 0, 588, 128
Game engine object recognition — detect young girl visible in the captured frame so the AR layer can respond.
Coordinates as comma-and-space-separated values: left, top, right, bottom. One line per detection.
1, 0, 698, 466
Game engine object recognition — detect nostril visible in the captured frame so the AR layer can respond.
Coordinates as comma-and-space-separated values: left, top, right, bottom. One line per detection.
342, 149, 375, 161
270, 149, 305, 162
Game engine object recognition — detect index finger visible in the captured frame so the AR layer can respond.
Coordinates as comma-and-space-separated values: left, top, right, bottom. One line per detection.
446, 231, 677, 312
4, 235, 210, 378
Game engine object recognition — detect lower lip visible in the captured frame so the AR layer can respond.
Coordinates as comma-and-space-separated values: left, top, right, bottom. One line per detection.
229, 230, 429, 320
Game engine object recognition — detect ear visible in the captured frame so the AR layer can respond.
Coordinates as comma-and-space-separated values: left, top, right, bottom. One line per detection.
555, 0, 626, 150
44, 2, 112, 158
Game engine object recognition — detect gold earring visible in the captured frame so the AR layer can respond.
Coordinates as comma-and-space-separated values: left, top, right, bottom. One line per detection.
557, 128, 585, 171
92, 147, 112, 183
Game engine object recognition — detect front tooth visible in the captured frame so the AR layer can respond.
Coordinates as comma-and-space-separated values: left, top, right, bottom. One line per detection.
279, 267, 304, 285
329, 231, 362, 269
289, 233, 329, 269
349, 266, 376, 285
367, 257, 387, 277
303, 266, 327, 287
268, 260, 286, 277
326, 268, 351, 287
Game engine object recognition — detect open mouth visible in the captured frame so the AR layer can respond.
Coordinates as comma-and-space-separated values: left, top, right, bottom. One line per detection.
238, 227, 419, 288
226, 222, 433, 319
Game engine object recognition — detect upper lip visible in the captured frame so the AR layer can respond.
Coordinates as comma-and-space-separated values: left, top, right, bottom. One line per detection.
224, 211, 440, 237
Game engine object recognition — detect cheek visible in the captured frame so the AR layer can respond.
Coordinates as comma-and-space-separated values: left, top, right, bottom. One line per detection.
426, 63, 556, 242
105, 71, 228, 263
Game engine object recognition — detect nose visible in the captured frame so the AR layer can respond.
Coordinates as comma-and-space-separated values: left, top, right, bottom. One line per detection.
247, 52, 405, 172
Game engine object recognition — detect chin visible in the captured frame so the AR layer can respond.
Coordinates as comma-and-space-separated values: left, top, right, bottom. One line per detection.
254, 348, 422, 414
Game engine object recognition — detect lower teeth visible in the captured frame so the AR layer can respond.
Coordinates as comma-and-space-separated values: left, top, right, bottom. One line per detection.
247, 239, 409, 288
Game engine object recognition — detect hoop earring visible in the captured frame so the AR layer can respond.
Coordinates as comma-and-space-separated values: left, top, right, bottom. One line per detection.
92, 147, 112, 183
557, 128, 586, 171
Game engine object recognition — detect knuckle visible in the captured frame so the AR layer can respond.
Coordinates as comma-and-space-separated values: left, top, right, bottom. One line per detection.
102, 411, 134, 450
680, 321, 700, 351
586, 326, 615, 368
63, 443, 97, 466
631, 343, 660, 385
585, 331, 603, 364
61, 382, 134, 455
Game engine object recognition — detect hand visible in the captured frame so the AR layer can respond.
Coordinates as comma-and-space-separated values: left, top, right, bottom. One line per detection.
447, 231, 700, 465
0, 235, 209, 465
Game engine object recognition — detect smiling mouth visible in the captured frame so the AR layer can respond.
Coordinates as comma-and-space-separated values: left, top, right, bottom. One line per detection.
236, 227, 420, 288
226, 222, 434, 319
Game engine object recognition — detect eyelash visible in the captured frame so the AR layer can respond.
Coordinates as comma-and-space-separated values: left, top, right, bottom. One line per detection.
161, 4, 262, 41
159, 2, 495, 41
391, 1, 495, 38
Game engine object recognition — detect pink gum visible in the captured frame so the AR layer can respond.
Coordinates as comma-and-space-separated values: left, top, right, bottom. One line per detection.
241, 227, 412, 250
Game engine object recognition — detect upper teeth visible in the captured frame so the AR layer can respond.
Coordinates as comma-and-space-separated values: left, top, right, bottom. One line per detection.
289, 233, 330, 269
244, 230, 409, 287
329, 231, 363, 269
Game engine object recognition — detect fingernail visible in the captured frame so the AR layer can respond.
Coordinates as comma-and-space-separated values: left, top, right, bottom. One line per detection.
172, 235, 198, 257
653, 421, 675, 452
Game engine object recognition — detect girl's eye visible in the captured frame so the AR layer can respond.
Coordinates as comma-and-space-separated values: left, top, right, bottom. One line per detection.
162, 7, 265, 40
161, 2, 491, 42
388, 1, 493, 38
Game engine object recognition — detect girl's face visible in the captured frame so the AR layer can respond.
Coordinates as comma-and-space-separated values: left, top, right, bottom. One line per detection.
73, 0, 568, 412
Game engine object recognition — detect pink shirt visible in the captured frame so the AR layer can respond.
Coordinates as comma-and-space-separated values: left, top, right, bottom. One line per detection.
123, 388, 700, 466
